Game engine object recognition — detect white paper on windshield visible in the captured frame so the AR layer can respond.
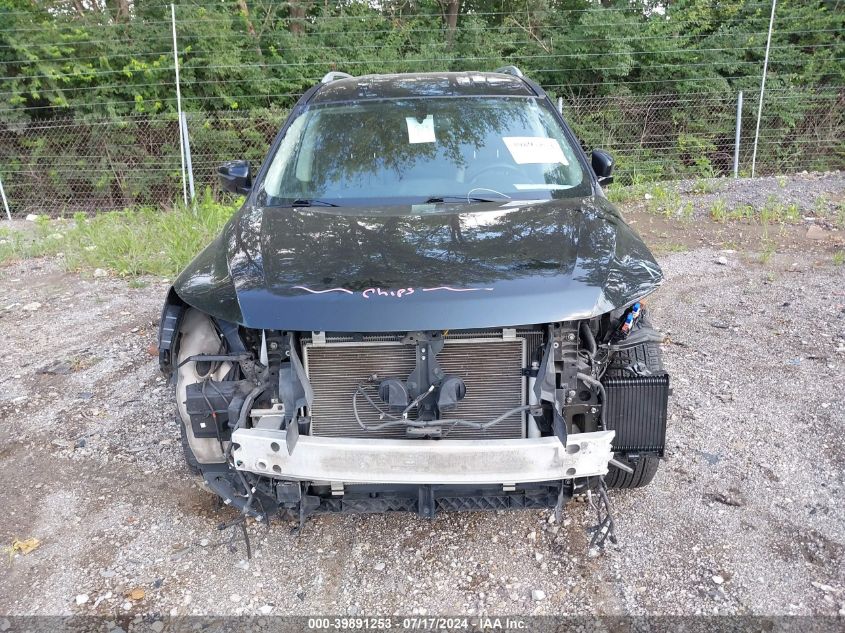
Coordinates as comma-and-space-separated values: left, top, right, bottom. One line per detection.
503, 137, 568, 165
406, 115, 436, 144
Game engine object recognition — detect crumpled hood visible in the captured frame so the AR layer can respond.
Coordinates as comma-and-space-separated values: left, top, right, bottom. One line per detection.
173, 196, 663, 331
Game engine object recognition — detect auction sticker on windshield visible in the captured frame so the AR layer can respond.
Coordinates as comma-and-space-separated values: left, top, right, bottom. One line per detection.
406, 115, 436, 143
503, 136, 568, 165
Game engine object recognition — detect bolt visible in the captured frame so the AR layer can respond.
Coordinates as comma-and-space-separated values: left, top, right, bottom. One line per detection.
566, 397, 573, 404
590, 407, 598, 414
553, 342, 560, 349
568, 390, 576, 397
269, 342, 279, 350
566, 333, 575, 341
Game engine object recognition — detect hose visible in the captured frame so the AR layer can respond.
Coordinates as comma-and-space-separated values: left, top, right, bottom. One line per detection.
580, 321, 597, 357
353, 389, 531, 434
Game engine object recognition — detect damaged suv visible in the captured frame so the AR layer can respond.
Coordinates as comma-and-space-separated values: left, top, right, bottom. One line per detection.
158, 69, 669, 543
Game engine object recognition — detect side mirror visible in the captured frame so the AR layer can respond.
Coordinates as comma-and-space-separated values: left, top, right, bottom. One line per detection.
218, 160, 252, 194
591, 149, 614, 186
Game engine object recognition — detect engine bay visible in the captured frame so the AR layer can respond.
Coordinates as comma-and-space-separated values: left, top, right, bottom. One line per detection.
159, 293, 669, 547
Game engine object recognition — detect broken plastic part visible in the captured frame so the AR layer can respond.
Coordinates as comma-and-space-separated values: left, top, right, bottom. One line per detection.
587, 476, 618, 548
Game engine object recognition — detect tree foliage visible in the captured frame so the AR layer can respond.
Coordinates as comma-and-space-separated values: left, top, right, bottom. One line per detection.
0, 0, 841, 119
0, 0, 841, 213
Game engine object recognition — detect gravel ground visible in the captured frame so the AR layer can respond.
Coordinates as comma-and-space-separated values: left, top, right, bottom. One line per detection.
1, 184, 844, 619
673, 171, 845, 221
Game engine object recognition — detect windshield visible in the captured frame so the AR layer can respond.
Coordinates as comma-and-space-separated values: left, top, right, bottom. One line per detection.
257, 96, 589, 207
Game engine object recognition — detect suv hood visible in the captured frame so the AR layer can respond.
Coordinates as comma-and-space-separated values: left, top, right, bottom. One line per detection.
173, 196, 662, 331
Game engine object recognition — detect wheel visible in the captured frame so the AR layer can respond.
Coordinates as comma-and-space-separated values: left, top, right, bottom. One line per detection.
605, 455, 659, 489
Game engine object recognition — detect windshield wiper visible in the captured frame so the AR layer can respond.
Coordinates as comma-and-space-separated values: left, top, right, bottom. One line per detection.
425, 195, 502, 204
290, 199, 340, 207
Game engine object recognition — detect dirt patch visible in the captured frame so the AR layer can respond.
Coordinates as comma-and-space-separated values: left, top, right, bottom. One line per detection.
618, 172, 845, 260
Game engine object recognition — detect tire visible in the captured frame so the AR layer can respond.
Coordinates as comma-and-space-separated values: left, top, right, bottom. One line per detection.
179, 419, 202, 476
605, 455, 660, 489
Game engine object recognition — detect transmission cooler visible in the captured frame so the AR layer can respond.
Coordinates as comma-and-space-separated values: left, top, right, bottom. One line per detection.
603, 374, 670, 456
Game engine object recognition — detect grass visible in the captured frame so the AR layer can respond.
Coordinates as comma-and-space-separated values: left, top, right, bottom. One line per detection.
654, 242, 689, 254
759, 241, 776, 264
0, 216, 67, 262
610, 181, 693, 219
810, 196, 845, 229
834, 251, 845, 266
709, 198, 728, 222
709, 195, 800, 226
759, 195, 800, 224
605, 178, 651, 205
691, 178, 724, 195
1, 192, 242, 277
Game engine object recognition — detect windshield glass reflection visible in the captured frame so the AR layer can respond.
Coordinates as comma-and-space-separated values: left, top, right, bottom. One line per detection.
258, 97, 588, 206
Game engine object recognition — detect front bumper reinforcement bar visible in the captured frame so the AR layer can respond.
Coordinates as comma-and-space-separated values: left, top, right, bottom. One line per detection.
231, 430, 615, 485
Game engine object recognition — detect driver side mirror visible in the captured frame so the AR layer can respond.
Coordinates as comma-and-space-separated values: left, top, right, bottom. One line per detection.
218, 160, 252, 194
591, 149, 614, 186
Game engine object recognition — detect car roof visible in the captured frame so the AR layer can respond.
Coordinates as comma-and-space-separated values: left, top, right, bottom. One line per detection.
309, 71, 537, 104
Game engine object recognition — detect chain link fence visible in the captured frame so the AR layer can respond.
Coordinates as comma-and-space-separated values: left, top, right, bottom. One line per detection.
0, 87, 842, 217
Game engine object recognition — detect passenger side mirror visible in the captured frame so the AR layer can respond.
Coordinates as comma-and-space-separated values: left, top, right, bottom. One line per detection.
591, 149, 614, 186
218, 160, 252, 194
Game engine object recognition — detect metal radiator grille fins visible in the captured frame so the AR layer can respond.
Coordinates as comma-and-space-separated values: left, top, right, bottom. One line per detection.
304, 338, 526, 440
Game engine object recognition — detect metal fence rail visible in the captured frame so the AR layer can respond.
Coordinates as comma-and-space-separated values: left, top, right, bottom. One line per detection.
0, 88, 841, 216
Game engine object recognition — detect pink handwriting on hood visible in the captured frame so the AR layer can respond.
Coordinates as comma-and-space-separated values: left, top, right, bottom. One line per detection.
293, 286, 494, 298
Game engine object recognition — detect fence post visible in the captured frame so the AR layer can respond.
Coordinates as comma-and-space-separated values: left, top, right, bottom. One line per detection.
0, 172, 10, 221
557, 96, 563, 115
733, 91, 743, 178
751, 0, 777, 178
180, 112, 196, 202
171, 3, 188, 206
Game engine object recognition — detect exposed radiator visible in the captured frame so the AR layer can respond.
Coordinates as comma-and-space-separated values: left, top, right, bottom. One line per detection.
303, 337, 527, 440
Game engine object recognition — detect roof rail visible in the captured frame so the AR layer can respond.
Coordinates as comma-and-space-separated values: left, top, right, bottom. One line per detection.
321, 71, 354, 84
493, 65, 524, 78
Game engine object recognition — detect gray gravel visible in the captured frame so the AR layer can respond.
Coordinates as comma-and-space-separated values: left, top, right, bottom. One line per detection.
0, 212, 844, 617
629, 171, 845, 231
672, 171, 845, 221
